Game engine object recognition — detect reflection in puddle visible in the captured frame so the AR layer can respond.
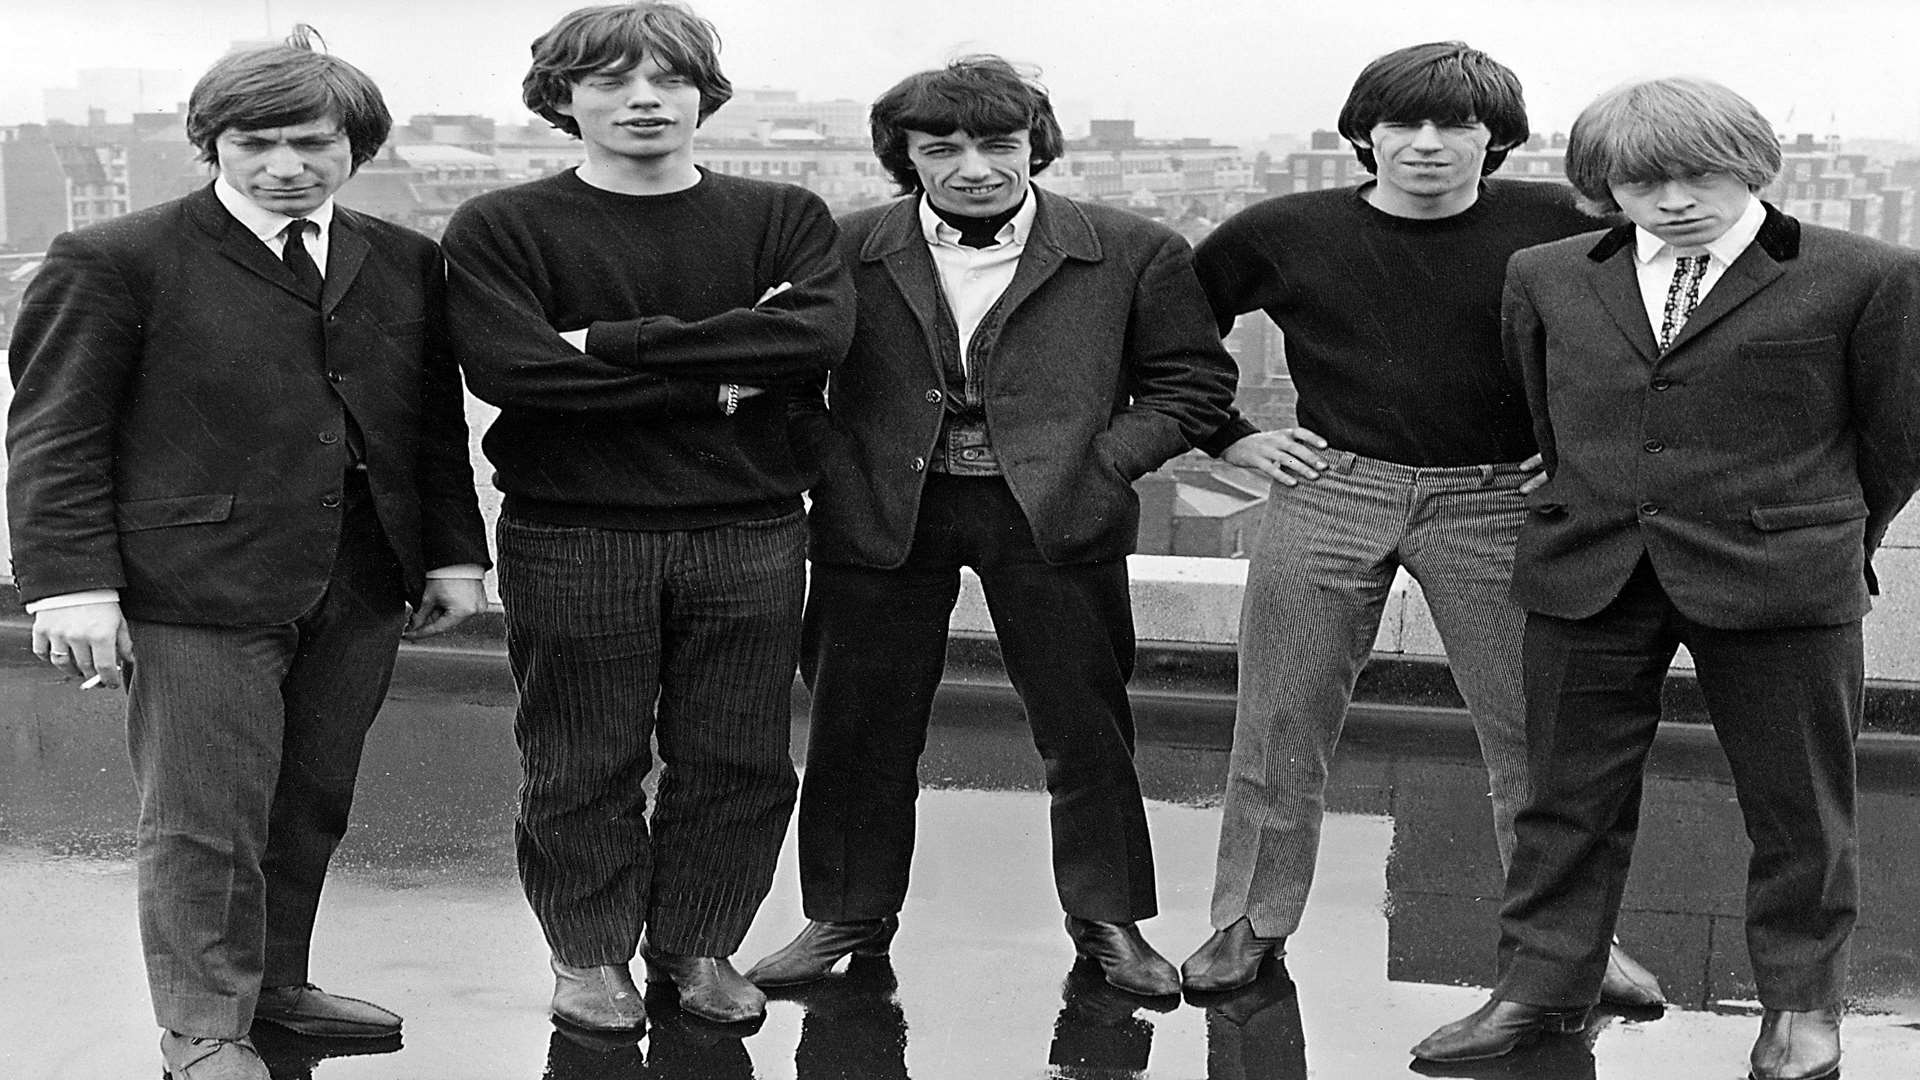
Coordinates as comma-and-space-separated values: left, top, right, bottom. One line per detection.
4, 650, 1920, 1077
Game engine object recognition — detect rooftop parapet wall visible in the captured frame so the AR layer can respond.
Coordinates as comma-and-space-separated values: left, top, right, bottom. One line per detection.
3, 384, 1919, 723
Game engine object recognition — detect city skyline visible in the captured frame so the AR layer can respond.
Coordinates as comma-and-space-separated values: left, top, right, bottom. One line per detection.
5, 0, 1920, 146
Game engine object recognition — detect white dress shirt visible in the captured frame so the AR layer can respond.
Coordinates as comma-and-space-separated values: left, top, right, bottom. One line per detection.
1632, 193, 1767, 339
214, 174, 336, 273
918, 192, 1038, 374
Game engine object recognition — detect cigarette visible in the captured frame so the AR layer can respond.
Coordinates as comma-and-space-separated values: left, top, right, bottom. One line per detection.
80, 674, 104, 690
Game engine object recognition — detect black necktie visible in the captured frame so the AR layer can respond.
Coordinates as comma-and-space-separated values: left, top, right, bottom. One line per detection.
281, 218, 324, 304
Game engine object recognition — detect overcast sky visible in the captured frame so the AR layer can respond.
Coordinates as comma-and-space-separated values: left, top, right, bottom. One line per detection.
5, 0, 1919, 145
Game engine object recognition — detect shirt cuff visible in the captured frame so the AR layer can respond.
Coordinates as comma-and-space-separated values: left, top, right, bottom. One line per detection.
425, 564, 487, 579
25, 589, 120, 614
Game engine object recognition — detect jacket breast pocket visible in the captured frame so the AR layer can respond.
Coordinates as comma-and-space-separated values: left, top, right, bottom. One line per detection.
1749, 493, 1867, 531
1737, 335, 1838, 360
116, 494, 235, 533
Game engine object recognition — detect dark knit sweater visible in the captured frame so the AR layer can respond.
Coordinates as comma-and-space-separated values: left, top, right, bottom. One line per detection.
443, 167, 854, 529
1194, 179, 1600, 466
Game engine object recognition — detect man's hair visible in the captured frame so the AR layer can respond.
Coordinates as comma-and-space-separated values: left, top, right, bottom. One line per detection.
1565, 77, 1782, 214
868, 55, 1065, 196
523, 2, 732, 137
1336, 41, 1530, 176
185, 25, 391, 169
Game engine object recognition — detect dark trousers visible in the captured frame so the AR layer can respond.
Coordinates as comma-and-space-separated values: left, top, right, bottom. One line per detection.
1497, 558, 1861, 1010
128, 475, 406, 1038
498, 511, 805, 962
797, 474, 1157, 923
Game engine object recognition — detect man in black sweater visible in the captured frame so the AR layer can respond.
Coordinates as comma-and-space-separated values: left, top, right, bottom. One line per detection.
442, 1, 853, 1030
1177, 42, 1661, 1004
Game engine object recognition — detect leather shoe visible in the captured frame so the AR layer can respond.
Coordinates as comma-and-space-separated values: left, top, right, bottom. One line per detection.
1180, 916, 1286, 993
743, 916, 899, 987
1749, 1007, 1841, 1080
161, 1032, 269, 1080
1064, 916, 1180, 997
550, 959, 647, 1032
642, 949, 767, 1024
1599, 941, 1666, 1008
252, 983, 400, 1039
1411, 997, 1590, 1062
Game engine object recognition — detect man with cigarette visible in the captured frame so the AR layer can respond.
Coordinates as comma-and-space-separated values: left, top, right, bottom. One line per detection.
6, 28, 488, 1080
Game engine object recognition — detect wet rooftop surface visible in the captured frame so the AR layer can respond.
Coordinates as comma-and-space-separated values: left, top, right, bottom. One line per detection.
5, 633, 1920, 1079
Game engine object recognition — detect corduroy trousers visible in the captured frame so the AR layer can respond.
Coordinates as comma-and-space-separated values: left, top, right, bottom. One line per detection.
498, 510, 805, 962
1208, 451, 1534, 938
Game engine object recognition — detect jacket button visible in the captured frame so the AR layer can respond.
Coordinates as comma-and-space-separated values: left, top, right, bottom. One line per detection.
1639, 502, 1660, 516
911, 457, 926, 472
318, 432, 339, 445
1643, 439, 1664, 453
925, 389, 942, 403
1650, 377, 1672, 391
321, 494, 342, 509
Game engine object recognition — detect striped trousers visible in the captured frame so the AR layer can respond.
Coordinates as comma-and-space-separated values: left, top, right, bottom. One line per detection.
497, 510, 805, 962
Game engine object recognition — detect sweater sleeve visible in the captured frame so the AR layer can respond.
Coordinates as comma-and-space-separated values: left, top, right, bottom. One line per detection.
583, 190, 855, 386
413, 245, 492, 573
441, 203, 716, 417
1188, 206, 1282, 456
1192, 205, 1291, 337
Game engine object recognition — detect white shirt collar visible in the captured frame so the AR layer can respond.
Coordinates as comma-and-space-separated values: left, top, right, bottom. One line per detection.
1633, 193, 1765, 267
917, 190, 1037, 249
213, 175, 337, 243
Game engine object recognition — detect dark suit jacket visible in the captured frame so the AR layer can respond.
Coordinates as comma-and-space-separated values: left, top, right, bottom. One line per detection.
6, 184, 489, 624
1506, 204, 1920, 629
792, 187, 1237, 568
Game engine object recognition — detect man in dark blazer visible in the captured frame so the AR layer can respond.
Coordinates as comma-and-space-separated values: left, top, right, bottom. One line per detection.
1413, 78, 1920, 1080
6, 30, 488, 1080
745, 56, 1236, 997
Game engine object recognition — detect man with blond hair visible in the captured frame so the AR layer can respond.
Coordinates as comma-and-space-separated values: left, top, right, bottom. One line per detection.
1414, 77, 1920, 1080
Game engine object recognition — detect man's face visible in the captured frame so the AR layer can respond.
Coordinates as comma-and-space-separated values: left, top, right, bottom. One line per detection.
905, 128, 1032, 217
1365, 118, 1494, 211
1609, 172, 1753, 248
214, 117, 354, 216
558, 54, 702, 168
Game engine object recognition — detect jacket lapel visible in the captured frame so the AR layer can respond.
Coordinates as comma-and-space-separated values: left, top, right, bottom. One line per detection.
322, 209, 370, 316
187, 183, 327, 307
1660, 204, 1796, 354
861, 199, 951, 382
985, 187, 1102, 319
1584, 224, 1661, 363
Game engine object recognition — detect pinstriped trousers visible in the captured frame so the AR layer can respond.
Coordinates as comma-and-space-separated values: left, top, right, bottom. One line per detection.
1209, 451, 1532, 938
127, 475, 406, 1038
497, 510, 805, 962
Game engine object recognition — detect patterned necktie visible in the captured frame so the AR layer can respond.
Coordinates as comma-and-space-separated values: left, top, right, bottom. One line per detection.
1658, 253, 1709, 351
281, 218, 323, 304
